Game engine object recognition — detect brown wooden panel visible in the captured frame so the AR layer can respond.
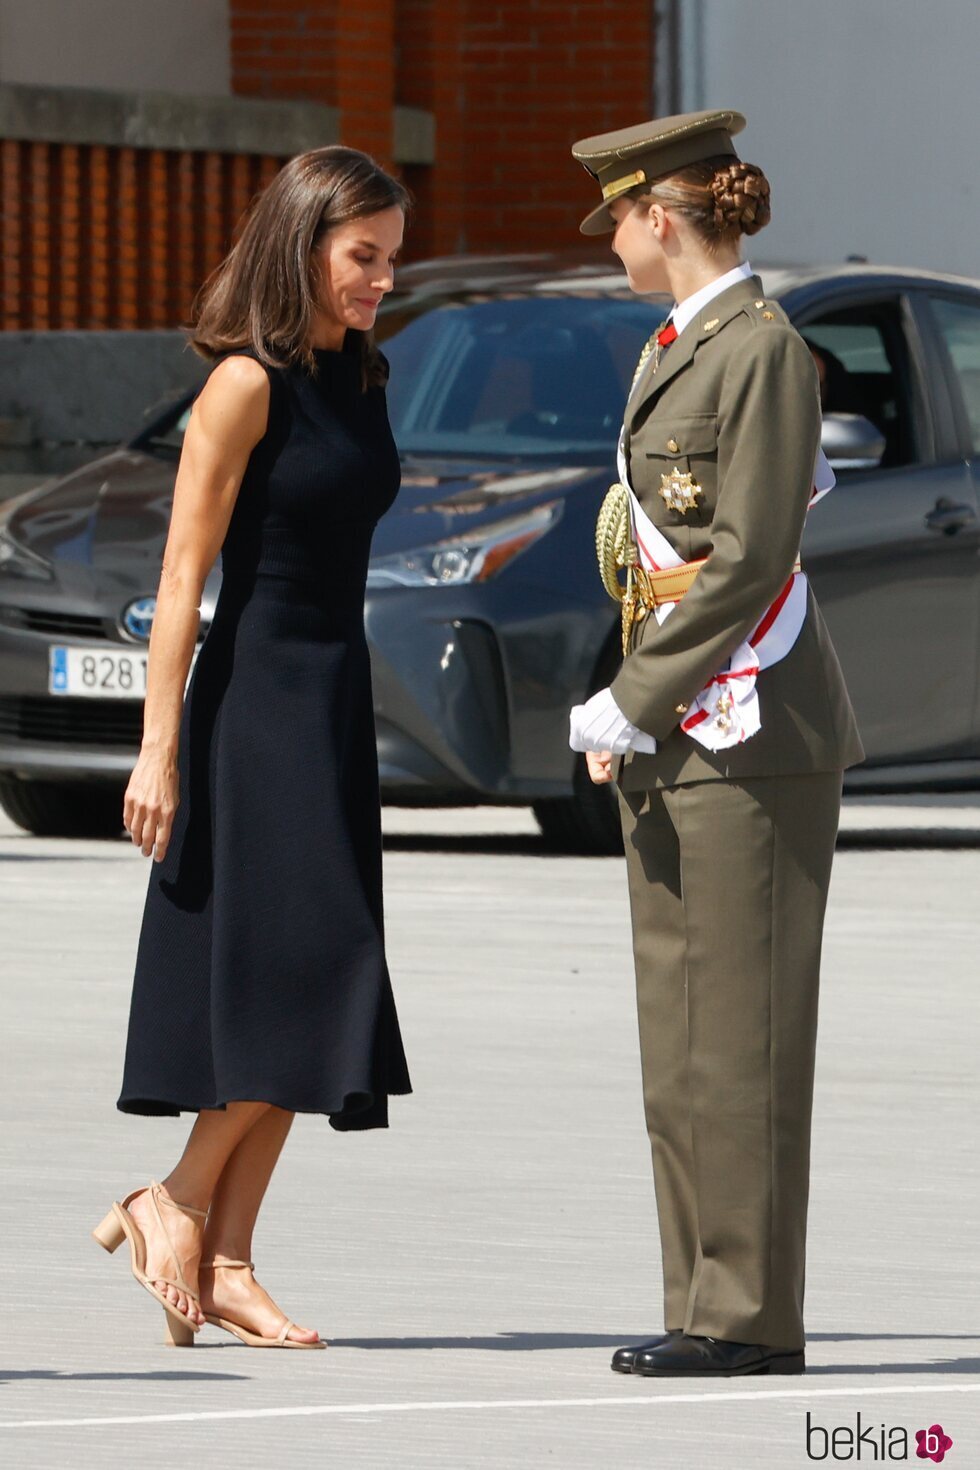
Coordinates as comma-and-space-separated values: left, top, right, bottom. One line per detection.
30, 142, 51, 328
116, 147, 139, 328
59, 144, 82, 329
1, 141, 24, 329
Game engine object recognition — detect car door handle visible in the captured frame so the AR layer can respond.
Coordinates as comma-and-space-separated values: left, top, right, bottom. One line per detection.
925, 497, 978, 535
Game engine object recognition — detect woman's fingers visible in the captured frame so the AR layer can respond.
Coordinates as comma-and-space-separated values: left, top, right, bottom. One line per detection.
153, 807, 175, 863
585, 750, 614, 784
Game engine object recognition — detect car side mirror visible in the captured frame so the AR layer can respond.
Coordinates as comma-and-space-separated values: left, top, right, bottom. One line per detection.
821, 413, 886, 471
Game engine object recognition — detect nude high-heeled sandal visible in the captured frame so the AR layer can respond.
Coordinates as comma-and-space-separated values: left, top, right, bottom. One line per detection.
199, 1260, 326, 1349
92, 1180, 207, 1346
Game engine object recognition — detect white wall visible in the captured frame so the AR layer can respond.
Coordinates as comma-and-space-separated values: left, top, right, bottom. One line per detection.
0, 0, 231, 97
677, 0, 979, 280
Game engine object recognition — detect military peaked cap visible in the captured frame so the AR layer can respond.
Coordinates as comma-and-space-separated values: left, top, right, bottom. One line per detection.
571, 108, 747, 235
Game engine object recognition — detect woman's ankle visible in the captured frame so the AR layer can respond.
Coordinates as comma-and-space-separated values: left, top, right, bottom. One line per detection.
159, 1172, 211, 1217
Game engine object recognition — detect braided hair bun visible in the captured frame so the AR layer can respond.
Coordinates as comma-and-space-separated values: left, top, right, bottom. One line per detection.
709, 161, 771, 237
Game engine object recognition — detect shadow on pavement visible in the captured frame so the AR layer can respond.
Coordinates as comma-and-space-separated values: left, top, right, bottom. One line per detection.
0, 1368, 247, 1382
331, 1331, 634, 1350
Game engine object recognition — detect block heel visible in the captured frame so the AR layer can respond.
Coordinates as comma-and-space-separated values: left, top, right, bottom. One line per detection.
92, 1208, 126, 1253
164, 1311, 196, 1347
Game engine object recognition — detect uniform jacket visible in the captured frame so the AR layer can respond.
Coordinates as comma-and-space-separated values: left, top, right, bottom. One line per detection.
611, 274, 865, 790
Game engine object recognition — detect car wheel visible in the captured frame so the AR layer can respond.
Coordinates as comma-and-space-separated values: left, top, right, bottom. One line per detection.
533, 757, 623, 855
0, 776, 125, 839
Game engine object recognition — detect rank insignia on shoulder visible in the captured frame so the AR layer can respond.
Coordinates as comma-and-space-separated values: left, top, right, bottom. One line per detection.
703, 317, 719, 331
659, 467, 703, 513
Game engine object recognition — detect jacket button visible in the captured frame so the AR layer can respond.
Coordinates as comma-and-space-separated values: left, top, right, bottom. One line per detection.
667, 437, 679, 453
675, 703, 689, 714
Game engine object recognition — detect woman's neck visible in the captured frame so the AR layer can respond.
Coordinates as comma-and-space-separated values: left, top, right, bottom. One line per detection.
666, 248, 742, 308
309, 314, 347, 351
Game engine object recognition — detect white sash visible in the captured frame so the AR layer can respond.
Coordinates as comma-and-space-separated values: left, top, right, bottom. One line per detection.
617, 426, 835, 751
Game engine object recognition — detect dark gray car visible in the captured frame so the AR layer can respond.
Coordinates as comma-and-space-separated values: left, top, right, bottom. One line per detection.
1, 258, 979, 849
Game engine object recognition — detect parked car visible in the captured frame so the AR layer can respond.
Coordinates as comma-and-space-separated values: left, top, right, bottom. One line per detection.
1, 257, 979, 849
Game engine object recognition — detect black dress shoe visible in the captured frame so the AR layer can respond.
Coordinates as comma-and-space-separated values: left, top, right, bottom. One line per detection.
610, 1329, 683, 1374
632, 1334, 805, 1377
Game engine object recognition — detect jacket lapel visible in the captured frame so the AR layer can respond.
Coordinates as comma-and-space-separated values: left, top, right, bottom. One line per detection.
626, 275, 764, 427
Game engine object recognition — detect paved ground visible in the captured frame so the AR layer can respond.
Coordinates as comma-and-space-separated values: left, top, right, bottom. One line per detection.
1, 798, 978, 1468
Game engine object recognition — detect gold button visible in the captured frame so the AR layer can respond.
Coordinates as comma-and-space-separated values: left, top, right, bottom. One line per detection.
675, 702, 689, 714
703, 317, 719, 331
762, 310, 775, 320
755, 299, 765, 308
667, 437, 679, 453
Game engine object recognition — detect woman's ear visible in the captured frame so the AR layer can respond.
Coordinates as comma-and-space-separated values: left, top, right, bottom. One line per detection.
645, 201, 668, 238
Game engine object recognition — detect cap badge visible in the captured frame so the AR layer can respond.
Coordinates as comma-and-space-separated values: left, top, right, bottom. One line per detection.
659, 468, 703, 514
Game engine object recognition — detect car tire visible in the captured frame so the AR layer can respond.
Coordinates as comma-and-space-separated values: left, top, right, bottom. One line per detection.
533, 758, 623, 855
0, 777, 125, 839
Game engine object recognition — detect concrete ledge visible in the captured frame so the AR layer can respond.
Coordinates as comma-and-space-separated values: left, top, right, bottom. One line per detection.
0, 81, 340, 156
0, 331, 204, 447
0, 83, 436, 164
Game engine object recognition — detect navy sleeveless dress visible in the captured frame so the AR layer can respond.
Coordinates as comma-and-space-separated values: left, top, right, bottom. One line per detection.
118, 335, 411, 1130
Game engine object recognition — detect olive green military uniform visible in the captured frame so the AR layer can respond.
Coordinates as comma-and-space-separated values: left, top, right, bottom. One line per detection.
573, 114, 864, 1353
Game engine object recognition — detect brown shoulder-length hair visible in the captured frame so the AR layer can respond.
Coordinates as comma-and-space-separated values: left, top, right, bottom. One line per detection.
187, 145, 412, 388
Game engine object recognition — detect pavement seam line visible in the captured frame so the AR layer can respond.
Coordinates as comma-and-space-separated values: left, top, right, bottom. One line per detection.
2, 1381, 979, 1430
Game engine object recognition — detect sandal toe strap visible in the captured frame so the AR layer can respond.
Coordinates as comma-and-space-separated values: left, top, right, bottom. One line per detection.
278, 1320, 294, 1344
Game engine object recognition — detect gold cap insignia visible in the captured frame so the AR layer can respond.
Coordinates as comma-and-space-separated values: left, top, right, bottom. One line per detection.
659, 468, 703, 514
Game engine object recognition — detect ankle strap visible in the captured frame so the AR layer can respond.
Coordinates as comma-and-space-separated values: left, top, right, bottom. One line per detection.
199, 1259, 254, 1270
151, 1180, 208, 1220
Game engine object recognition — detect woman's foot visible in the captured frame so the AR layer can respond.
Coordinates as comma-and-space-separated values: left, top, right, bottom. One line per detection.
126, 1184, 205, 1328
199, 1260, 321, 1345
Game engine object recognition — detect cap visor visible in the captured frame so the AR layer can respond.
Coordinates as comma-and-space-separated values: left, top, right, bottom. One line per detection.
579, 199, 616, 236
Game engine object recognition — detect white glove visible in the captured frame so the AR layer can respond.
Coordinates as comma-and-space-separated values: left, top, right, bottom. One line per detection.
568, 687, 658, 755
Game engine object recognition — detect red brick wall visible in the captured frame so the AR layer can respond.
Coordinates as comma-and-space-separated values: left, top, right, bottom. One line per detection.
231, 0, 397, 163
458, 1, 653, 252
229, 0, 654, 257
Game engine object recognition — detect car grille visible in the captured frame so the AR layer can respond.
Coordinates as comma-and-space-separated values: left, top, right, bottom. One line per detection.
0, 696, 143, 747
20, 609, 110, 638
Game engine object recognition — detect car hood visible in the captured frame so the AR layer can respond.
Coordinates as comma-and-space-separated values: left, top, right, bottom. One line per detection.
6, 449, 175, 572
7, 448, 608, 566
375, 455, 606, 554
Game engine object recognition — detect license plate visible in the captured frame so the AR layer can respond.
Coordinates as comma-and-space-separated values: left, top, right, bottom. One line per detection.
49, 645, 149, 700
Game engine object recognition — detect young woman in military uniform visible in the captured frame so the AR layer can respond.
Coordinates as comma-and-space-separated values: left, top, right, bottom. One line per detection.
568, 110, 864, 1378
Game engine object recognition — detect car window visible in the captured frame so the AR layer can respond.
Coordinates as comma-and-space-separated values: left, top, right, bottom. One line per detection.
382, 295, 655, 458
929, 295, 980, 455
799, 300, 918, 468
134, 403, 193, 460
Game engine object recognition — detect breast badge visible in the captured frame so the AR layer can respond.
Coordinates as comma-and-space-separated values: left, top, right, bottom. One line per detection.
659, 467, 703, 514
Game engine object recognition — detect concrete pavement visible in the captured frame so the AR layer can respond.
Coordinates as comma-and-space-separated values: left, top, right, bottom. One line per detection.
0, 799, 978, 1467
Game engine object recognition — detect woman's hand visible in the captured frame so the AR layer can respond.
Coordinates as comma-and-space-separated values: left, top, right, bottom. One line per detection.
585, 749, 614, 785
124, 746, 179, 860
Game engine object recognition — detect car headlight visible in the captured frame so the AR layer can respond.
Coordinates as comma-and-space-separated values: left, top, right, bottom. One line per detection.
367, 500, 562, 589
0, 524, 53, 580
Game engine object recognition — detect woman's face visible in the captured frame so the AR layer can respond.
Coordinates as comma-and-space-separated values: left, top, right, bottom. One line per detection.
315, 206, 405, 336
609, 196, 670, 296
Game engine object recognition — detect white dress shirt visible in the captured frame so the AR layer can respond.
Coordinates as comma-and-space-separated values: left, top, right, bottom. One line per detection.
568, 262, 755, 758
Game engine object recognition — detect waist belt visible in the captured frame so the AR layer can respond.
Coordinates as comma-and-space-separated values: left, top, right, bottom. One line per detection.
636, 554, 802, 611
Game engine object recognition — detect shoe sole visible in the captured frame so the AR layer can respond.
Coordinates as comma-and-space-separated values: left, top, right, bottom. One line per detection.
634, 1352, 805, 1378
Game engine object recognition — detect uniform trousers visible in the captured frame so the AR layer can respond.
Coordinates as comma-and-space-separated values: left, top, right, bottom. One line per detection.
617, 771, 843, 1351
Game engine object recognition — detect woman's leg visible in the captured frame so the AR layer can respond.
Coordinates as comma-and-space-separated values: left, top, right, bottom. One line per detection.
128, 1100, 272, 1325
199, 1105, 320, 1343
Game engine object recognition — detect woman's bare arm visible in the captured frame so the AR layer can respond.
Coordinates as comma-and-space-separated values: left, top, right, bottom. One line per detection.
124, 356, 270, 859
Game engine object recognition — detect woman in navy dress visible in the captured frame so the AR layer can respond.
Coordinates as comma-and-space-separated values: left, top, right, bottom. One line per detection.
92, 148, 412, 1349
